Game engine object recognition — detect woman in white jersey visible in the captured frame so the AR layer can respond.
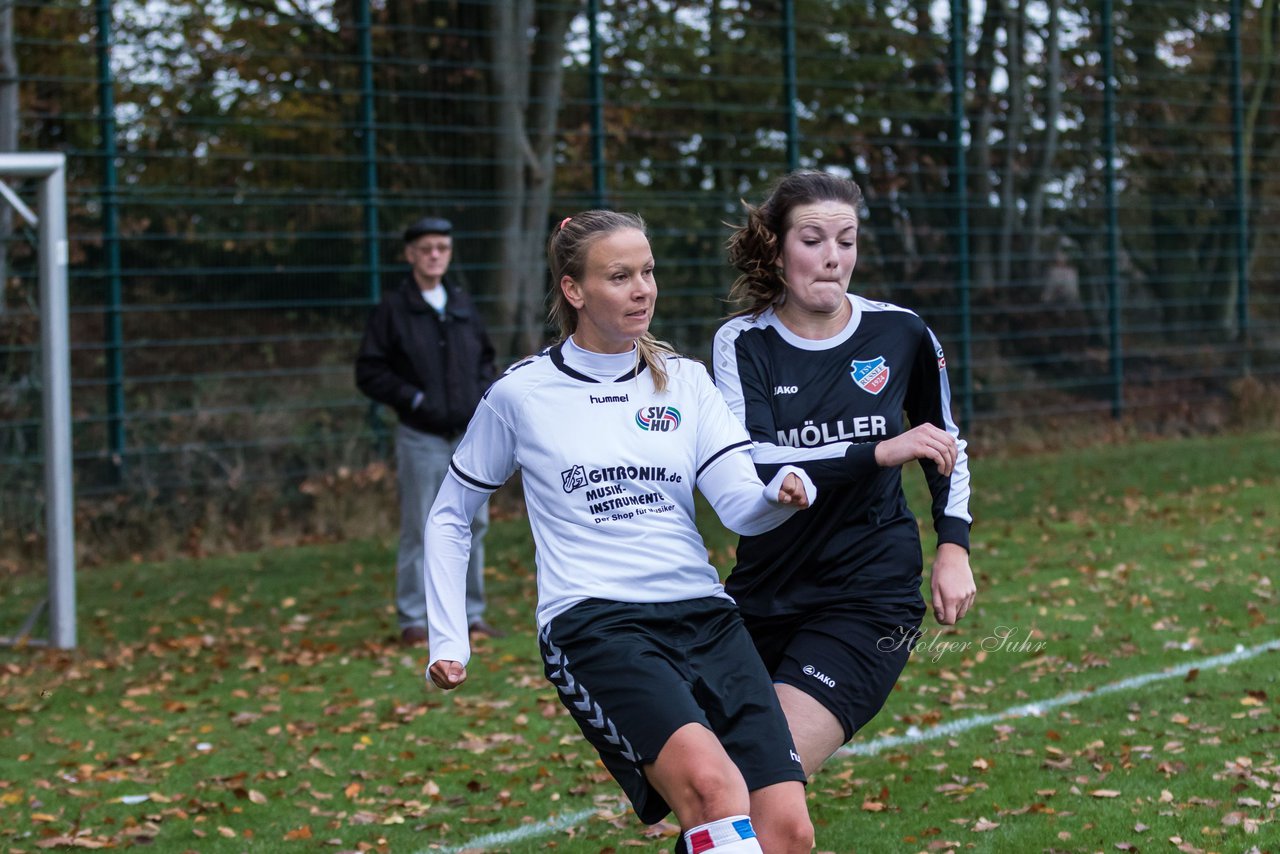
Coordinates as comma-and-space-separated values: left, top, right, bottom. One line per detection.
424, 210, 815, 854
714, 171, 977, 780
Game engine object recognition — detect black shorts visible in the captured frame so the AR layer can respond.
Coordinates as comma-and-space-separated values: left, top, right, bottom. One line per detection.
742, 598, 927, 743
539, 597, 805, 825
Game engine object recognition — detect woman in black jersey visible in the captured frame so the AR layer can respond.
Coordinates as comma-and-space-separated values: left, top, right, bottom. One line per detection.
713, 171, 977, 779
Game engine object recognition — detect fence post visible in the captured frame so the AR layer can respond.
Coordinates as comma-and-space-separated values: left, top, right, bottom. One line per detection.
782, 0, 799, 171
588, 0, 606, 207
1101, 0, 1124, 419
949, 0, 973, 431
1229, 0, 1250, 374
357, 0, 380, 304
356, 1, 387, 454
95, 0, 126, 475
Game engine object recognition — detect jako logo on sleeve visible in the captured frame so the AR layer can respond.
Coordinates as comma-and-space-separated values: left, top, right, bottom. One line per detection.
635, 405, 682, 432
850, 356, 890, 395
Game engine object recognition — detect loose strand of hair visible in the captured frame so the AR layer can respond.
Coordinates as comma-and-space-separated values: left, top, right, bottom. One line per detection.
636, 333, 675, 393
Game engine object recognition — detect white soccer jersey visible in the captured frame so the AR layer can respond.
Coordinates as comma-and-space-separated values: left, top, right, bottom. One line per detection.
425, 337, 808, 666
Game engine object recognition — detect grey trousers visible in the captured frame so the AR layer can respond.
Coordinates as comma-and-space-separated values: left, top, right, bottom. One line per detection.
395, 424, 489, 629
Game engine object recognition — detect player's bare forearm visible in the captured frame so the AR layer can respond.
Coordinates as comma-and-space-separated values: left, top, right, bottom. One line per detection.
931, 543, 975, 625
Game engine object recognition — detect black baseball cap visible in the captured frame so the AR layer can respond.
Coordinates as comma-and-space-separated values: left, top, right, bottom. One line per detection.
403, 216, 452, 243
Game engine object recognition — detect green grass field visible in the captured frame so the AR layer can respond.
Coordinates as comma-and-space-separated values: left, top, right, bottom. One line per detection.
2, 432, 1277, 853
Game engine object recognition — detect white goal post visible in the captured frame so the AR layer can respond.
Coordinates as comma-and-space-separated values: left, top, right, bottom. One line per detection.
0, 152, 75, 650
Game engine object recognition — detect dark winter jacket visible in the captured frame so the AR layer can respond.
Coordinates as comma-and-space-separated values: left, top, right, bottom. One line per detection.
355, 276, 497, 438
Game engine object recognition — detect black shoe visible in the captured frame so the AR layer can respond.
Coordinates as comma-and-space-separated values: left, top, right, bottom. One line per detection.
468, 618, 506, 639
399, 626, 428, 646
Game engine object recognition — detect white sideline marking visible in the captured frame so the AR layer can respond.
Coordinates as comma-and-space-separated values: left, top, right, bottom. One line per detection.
425, 807, 601, 854
426, 639, 1279, 853
839, 638, 1280, 757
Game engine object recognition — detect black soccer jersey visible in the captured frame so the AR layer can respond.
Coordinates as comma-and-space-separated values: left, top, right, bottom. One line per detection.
713, 293, 972, 617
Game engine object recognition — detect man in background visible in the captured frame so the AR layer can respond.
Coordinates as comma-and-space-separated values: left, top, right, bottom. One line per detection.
356, 216, 501, 645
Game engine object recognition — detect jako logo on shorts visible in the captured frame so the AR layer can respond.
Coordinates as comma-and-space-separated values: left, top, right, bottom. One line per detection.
803, 664, 836, 688
635, 405, 682, 432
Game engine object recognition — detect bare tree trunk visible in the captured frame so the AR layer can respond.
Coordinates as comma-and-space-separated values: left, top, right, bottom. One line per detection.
968, 1, 1002, 295
1243, 0, 1277, 182
1025, 0, 1063, 271
487, 0, 577, 359
997, 0, 1024, 293
0, 0, 17, 315
487, 0, 533, 359
517, 1, 574, 355
1239, 0, 1278, 315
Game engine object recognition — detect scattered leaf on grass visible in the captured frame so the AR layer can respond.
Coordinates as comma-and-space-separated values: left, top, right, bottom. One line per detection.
283, 825, 313, 841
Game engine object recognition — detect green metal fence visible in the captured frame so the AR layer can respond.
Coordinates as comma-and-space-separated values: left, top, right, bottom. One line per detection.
2, 0, 1277, 551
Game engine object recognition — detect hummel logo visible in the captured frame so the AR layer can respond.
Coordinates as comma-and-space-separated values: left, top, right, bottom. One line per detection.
802, 664, 836, 688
